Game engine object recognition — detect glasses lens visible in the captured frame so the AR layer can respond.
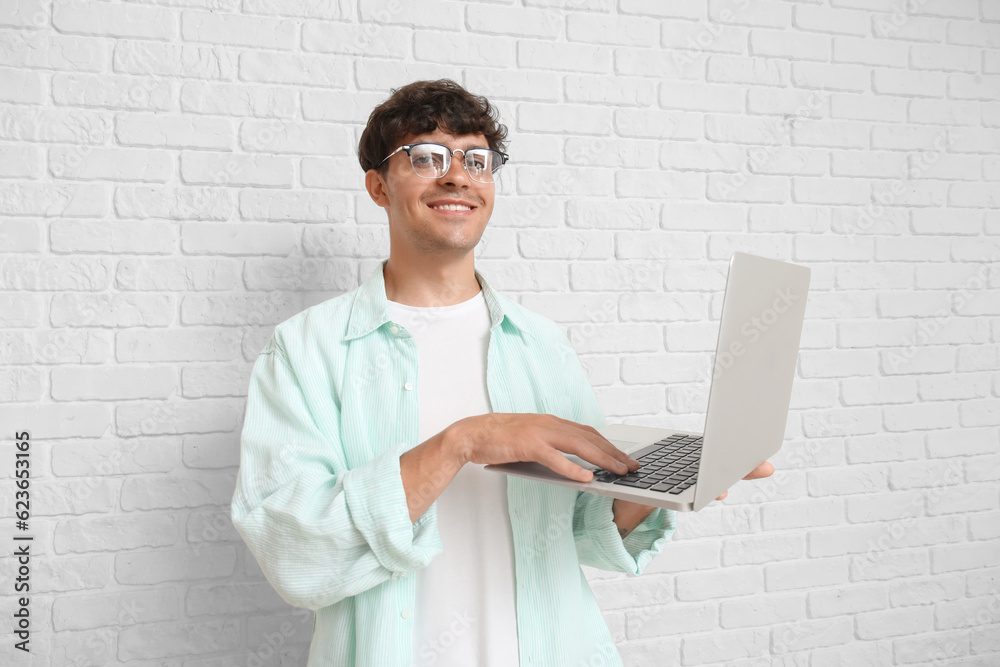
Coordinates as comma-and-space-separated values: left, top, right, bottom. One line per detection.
409, 144, 449, 177
464, 149, 503, 183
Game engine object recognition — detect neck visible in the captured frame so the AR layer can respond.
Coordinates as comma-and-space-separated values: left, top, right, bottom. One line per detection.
383, 250, 481, 307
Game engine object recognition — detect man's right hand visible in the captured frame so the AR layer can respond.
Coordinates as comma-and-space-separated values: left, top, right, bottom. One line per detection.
449, 413, 640, 482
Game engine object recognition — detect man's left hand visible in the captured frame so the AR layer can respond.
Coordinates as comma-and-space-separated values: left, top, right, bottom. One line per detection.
714, 460, 775, 501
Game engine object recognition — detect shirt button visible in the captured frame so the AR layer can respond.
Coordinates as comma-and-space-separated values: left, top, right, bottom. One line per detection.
401, 609, 410, 619
390, 325, 399, 334
404, 382, 413, 391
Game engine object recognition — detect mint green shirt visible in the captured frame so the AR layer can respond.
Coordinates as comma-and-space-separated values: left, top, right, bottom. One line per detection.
231, 260, 677, 667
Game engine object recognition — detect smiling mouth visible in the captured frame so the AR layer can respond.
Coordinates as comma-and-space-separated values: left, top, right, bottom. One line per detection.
429, 204, 475, 211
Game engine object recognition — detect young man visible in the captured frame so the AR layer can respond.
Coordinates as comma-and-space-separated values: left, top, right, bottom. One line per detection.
232, 79, 773, 666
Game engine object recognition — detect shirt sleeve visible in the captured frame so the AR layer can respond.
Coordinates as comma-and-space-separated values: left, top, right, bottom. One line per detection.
231, 338, 442, 611
549, 327, 678, 575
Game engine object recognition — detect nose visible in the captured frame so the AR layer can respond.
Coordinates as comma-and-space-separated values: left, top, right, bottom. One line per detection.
440, 149, 470, 187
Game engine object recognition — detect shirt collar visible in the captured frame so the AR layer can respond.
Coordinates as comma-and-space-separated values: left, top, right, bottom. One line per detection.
345, 259, 535, 341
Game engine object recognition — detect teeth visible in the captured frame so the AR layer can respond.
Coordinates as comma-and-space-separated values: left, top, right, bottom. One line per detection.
431, 204, 473, 211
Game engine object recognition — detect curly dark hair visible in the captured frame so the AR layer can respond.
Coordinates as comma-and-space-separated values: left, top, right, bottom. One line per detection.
358, 79, 508, 173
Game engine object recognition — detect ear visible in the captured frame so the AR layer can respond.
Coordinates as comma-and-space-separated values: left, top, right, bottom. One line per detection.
365, 169, 390, 209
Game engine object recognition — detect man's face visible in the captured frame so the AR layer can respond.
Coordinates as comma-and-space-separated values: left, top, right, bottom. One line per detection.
366, 127, 496, 261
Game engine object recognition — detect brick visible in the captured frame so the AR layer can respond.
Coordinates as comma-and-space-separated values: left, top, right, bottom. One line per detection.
53, 588, 176, 631
681, 627, 769, 664
947, 21, 1000, 47
0, 66, 42, 103
239, 120, 353, 155
0, 183, 108, 217
181, 152, 293, 188
0, 366, 42, 402
722, 592, 807, 629
183, 432, 241, 468
302, 20, 409, 57
708, 55, 789, 86
244, 0, 353, 19
616, 108, 701, 140
519, 39, 611, 73
182, 10, 295, 49
617, 170, 704, 200
34, 553, 111, 593
709, 0, 790, 28
565, 74, 656, 107
51, 365, 176, 401
660, 20, 745, 55
53, 0, 176, 39
114, 40, 235, 82
464, 69, 561, 103
833, 36, 908, 67
889, 574, 965, 607
51, 293, 174, 327
180, 292, 305, 326
55, 513, 177, 554
116, 546, 236, 584
50, 220, 177, 255
911, 43, 980, 72
0, 0, 49, 29
795, 4, 869, 35
240, 51, 350, 88
771, 616, 853, 653
0, 28, 107, 72
949, 74, 1000, 101
180, 81, 297, 118
792, 61, 869, 93
239, 188, 351, 222
181, 222, 298, 256
0, 219, 42, 251
566, 200, 656, 232
750, 29, 830, 60
50, 146, 173, 182
517, 165, 613, 196
0, 257, 111, 290
677, 565, 764, 601
51, 437, 177, 476
115, 258, 238, 292
117, 619, 240, 661
116, 400, 241, 437
660, 142, 745, 172
857, 607, 933, 640
53, 73, 172, 111
567, 137, 656, 169
0, 329, 112, 366
660, 81, 744, 113
747, 87, 828, 118
567, 13, 657, 47
115, 186, 234, 220
722, 533, 806, 566
116, 112, 235, 150
875, 15, 945, 42
831, 93, 906, 122
243, 257, 357, 292
519, 102, 611, 135
181, 360, 252, 400
117, 327, 243, 363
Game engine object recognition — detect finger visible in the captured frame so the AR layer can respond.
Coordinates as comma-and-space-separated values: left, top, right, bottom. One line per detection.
534, 447, 595, 482
545, 419, 635, 474
742, 460, 775, 480
715, 491, 728, 501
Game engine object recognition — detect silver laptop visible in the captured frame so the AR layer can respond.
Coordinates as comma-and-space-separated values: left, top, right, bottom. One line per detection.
485, 252, 811, 511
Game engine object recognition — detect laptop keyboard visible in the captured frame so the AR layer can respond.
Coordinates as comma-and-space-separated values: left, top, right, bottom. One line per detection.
592, 434, 702, 495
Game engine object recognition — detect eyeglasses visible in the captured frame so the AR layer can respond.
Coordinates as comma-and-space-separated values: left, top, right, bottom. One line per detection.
376, 142, 509, 184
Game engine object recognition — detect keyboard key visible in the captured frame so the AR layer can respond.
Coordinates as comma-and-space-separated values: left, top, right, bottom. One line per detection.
614, 479, 655, 489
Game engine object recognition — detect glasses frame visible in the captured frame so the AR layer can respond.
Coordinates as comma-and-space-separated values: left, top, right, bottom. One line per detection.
375, 142, 509, 184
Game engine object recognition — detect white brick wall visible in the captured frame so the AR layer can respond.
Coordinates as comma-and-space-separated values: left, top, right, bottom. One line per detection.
0, 0, 998, 664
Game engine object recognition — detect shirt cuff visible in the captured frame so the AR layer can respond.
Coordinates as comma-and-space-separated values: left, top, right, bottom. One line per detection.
341, 443, 442, 574
576, 493, 677, 576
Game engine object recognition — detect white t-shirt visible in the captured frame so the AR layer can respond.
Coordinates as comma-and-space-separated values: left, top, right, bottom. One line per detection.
387, 288, 520, 667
